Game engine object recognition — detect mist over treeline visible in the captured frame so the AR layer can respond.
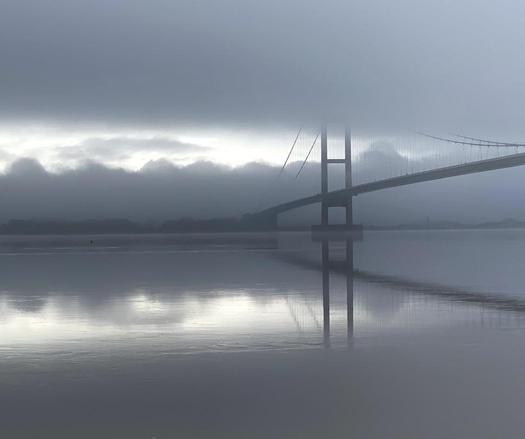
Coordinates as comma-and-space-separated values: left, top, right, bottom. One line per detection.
2, 149, 525, 226
4, 217, 525, 235
0, 218, 256, 234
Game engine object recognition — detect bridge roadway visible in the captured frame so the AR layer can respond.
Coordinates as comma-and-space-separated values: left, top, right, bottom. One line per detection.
255, 150, 525, 217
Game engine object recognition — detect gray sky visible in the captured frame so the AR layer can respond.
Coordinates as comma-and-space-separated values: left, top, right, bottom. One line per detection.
1, 0, 525, 222
3, 1, 525, 135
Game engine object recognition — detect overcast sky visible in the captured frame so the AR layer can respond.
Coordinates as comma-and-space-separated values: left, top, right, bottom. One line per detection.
1, 0, 525, 222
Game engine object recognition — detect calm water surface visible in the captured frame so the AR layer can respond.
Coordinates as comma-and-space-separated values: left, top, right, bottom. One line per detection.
2, 231, 525, 438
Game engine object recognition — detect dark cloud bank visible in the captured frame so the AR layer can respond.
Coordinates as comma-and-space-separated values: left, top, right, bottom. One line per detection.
3, 150, 525, 226
1, 0, 525, 135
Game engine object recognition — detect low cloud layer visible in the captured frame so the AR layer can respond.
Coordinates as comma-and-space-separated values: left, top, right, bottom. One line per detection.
2, 151, 525, 225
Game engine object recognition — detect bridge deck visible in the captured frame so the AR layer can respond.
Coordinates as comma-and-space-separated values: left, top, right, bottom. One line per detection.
256, 151, 525, 217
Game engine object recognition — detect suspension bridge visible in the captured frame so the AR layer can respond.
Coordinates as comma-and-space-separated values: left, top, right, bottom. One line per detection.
256, 126, 525, 346
246, 126, 525, 229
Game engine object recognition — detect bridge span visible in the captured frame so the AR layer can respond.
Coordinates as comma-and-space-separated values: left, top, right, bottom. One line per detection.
255, 149, 525, 218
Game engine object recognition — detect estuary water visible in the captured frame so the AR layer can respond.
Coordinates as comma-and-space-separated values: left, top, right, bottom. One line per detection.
2, 230, 525, 438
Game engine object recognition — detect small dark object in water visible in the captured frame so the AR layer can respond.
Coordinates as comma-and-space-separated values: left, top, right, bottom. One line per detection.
90, 240, 94, 245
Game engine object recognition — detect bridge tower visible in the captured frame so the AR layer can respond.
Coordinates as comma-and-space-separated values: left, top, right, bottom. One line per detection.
318, 125, 355, 229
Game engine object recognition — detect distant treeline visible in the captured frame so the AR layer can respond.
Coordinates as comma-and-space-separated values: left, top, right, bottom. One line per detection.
0, 217, 271, 234
1, 217, 525, 235
365, 218, 525, 231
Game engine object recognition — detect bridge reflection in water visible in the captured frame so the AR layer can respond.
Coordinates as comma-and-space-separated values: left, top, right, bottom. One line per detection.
284, 231, 525, 349
319, 236, 355, 348
3, 233, 525, 352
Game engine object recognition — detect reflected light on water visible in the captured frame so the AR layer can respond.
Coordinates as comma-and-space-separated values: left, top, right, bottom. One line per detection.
1, 282, 523, 351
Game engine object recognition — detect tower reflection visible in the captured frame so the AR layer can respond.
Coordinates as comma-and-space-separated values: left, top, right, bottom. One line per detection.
320, 237, 355, 347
